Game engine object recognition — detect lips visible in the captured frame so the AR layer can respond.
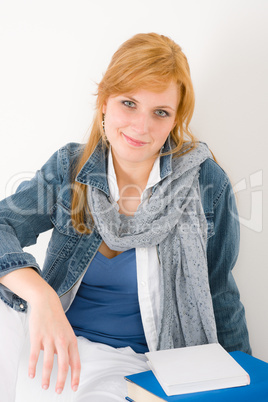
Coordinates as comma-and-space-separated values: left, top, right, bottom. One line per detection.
122, 133, 148, 147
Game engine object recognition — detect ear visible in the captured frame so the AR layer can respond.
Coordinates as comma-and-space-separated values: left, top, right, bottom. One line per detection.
102, 102, 107, 114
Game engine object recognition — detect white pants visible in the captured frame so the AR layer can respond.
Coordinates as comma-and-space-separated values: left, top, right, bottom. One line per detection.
0, 300, 149, 402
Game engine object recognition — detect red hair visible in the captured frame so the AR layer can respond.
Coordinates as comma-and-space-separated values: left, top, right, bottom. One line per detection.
71, 33, 196, 234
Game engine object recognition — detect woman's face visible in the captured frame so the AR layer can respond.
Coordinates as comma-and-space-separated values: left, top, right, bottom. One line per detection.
102, 81, 179, 167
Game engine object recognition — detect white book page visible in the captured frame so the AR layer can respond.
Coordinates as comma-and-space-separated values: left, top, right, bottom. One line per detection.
145, 343, 250, 394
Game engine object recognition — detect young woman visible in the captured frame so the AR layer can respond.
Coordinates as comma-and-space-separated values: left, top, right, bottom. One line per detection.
0, 33, 251, 401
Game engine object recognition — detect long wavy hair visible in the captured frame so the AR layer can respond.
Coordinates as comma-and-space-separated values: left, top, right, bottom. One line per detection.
71, 33, 196, 234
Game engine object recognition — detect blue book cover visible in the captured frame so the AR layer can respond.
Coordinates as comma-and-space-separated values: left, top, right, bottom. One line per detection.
125, 352, 268, 401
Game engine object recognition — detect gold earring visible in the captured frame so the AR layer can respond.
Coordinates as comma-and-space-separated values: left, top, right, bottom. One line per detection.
102, 115, 108, 142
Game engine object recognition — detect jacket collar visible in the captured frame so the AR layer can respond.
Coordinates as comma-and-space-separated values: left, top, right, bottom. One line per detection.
75, 140, 110, 196
75, 137, 173, 197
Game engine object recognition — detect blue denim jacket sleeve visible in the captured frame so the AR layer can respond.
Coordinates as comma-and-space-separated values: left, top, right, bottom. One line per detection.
0, 143, 83, 309
199, 158, 251, 354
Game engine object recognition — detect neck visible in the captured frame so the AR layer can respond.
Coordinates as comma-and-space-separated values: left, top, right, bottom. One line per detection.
111, 151, 156, 192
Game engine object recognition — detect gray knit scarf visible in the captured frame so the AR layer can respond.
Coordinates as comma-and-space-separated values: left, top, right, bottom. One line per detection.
87, 142, 218, 350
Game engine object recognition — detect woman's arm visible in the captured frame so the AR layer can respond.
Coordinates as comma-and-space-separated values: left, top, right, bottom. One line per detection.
0, 144, 84, 392
0, 268, 81, 393
0, 148, 62, 281
200, 159, 251, 354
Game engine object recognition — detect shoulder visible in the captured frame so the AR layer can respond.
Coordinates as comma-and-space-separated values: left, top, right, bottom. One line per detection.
39, 142, 85, 184
199, 157, 229, 186
56, 142, 85, 176
58, 142, 85, 161
199, 157, 232, 212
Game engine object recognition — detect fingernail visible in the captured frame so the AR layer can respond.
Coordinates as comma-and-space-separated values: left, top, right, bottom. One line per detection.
56, 388, 63, 394
42, 384, 48, 390
72, 385, 78, 392
29, 373, 34, 379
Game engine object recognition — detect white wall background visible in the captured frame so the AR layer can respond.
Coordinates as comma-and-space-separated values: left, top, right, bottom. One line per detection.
0, 0, 267, 361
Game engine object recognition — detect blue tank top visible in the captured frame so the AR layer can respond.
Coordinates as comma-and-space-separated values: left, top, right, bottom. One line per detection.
66, 248, 148, 353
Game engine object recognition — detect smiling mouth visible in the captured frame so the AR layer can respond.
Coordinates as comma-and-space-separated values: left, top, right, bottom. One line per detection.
122, 133, 148, 147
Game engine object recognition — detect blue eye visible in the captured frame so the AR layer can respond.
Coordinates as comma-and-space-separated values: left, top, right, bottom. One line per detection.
123, 100, 136, 108
155, 110, 169, 117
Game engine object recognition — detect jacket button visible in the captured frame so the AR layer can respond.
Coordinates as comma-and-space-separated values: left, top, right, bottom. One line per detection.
19, 304, 24, 309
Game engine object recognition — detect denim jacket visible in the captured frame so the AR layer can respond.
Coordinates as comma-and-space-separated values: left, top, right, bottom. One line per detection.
0, 141, 251, 354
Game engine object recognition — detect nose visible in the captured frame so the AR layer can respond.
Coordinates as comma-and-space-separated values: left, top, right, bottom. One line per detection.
131, 112, 150, 135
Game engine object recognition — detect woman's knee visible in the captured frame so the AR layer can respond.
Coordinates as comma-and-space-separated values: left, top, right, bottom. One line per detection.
0, 300, 28, 402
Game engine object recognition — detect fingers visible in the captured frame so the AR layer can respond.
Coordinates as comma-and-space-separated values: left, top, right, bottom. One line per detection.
55, 336, 71, 394
28, 301, 81, 394
28, 341, 40, 380
41, 342, 55, 390
69, 339, 81, 392
56, 336, 81, 394
29, 339, 80, 394
30, 340, 56, 391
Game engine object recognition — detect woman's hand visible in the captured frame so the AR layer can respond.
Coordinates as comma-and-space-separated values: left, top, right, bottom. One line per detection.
0, 268, 81, 394
28, 290, 81, 394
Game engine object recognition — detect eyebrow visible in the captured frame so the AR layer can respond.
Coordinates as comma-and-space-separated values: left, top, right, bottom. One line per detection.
123, 96, 176, 112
